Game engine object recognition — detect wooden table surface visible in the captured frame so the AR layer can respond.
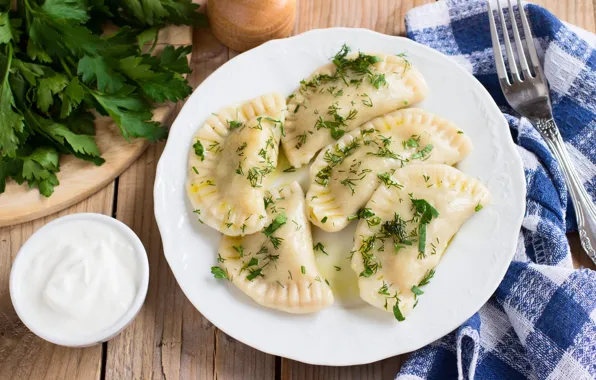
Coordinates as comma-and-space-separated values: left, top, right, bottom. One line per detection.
1, 1, 595, 379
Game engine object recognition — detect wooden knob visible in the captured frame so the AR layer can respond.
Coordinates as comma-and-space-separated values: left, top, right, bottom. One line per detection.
208, 0, 297, 52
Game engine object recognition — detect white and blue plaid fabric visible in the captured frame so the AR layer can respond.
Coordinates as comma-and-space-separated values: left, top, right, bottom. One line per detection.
397, 1, 596, 379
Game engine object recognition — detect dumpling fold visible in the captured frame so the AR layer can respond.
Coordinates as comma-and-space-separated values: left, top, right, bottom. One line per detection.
283, 47, 428, 168
350, 164, 490, 320
187, 93, 286, 236
307, 108, 472, 232
218, 182, 334, 313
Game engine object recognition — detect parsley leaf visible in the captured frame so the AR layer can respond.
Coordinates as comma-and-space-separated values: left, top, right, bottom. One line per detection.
393, 302, 405, 321
211, 266, 229, 280
35, 73, 69, 112
263, 213, 287, 237
78, 55, 126, 93
0, 72, 25, 158
0, 1, 199, 196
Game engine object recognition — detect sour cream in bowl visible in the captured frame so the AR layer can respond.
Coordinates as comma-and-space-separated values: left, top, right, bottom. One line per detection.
10, 213, 149, 347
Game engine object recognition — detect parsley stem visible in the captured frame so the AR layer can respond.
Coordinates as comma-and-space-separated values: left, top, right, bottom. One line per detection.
147, 28, 160, 54
59, 57, 73, 78
1, 43, 12, 87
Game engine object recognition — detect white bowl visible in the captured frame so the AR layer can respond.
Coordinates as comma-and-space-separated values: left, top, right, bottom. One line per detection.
10, 213, 149, 347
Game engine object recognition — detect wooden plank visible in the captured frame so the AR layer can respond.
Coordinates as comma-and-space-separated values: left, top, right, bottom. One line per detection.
104, 22, 274, 380
282, 358, 403, 380
105, 139, 219, 380
532, 0, 595, 32
0, 185, 114, 380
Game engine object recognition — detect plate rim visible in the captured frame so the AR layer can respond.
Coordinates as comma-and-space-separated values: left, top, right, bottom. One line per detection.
154, 27, 526, 366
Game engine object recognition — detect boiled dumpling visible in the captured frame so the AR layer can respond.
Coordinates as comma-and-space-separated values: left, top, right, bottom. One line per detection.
216, 182, 334, 313
307, 108, 473, 232
282, 45, 428, 168
350, 164, 490, 321
187, 93, 286, 236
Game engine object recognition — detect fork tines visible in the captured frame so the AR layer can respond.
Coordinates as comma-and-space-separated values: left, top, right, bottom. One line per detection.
487, 0, 541, 85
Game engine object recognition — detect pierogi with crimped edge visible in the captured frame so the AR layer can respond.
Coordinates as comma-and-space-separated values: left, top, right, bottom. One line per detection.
186, 44, 492, 322
307, 108, 473, 232
350, 164, 490, 320
217, 182, 334, 314
187, 93, 286, 236
282, 46, 428, 168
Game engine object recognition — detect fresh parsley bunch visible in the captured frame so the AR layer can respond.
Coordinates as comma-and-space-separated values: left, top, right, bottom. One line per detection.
0, 0, 206, 196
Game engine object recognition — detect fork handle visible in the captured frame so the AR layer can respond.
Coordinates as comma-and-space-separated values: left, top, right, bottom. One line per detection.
536, 118, 596, 265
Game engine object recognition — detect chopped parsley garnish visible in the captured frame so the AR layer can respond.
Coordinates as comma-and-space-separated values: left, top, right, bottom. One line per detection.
378, 281, 390, 296
208, 141, 221, 152
419, 269, 435, 286
315, 103, 358, 140
315, 165, 333, 186
321, 216, 328, 223
313, 242, 328, 255
393, 302, 405, 322
240, 257, 259, 274
236, 142, 248, 155
475, 203, 483, 212
403, 135, 420, 149
227, 120, 244, 130
295, 133, 308, 149
396, 52, 412, 75
381, 213, 412, 248
361, 93, 373, 107
411, 285, 424, 296
411, 268, 436, 301
340, 165, 371, 195
261, 213, 287, 249
247, 166, 272, 188
193, 141, 205, 161
232, 245, 244, 257
326, 86, 344, 97
358, 235, 380, 277
411, 199, 440, 257
283, 166, 296, 173
263, 213, 287, 237
377, 172, 402, 188
301, 265, 306, 274
211, 266, 229, 280
263, 195, 274, 210
370, 73, 387, 89
192, 209, 204, 224
348, 208, 382, 227
410, 144, 433, 160
246, 268, 263, 281
192, 166, 199, 174
457, 130, 464, 134
324, 139, 360, 166
367, 146, 403, 161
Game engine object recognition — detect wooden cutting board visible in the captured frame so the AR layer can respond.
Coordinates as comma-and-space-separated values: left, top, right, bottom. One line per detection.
0, 25, 193, 228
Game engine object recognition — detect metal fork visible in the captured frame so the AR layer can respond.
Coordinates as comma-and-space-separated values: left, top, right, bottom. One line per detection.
487, 0, 596, 265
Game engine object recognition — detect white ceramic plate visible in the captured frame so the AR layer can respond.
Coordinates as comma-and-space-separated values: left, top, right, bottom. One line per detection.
154, 28, 525, 366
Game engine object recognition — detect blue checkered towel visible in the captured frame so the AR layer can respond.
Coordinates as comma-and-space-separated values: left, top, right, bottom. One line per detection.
397, 1, 596, 379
